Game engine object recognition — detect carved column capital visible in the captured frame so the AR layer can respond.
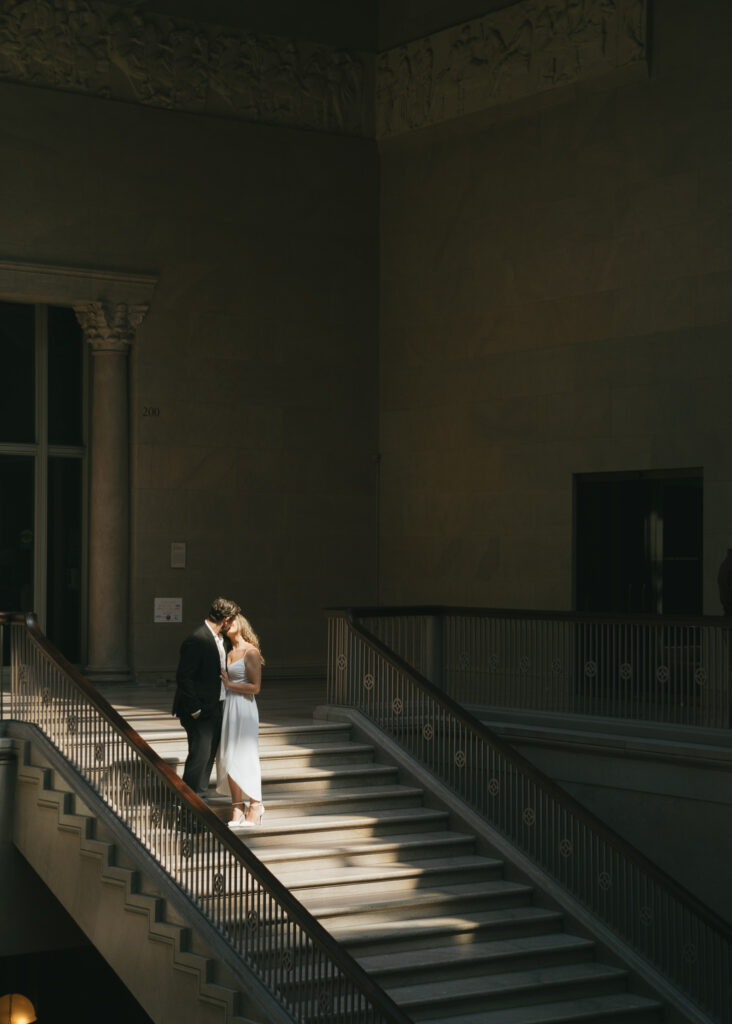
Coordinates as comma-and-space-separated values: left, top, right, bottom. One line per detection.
73, 301, 149, 351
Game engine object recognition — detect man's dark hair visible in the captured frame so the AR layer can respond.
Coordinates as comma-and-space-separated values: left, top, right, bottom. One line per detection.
208, 597, 240, 623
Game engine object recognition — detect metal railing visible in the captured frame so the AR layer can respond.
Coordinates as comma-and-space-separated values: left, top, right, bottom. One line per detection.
352, 606, 732, 729
0, 613, 411, 1024
327, 609, 732, 1024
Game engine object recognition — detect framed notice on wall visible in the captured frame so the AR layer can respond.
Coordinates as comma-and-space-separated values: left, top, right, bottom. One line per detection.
154, 597, 183, 623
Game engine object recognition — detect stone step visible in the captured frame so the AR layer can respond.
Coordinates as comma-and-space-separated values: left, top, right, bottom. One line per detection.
297, 879, 535, 926
261, 761, 401, 790
169, 761, 401, 794
151, 740, 378, 770
152, 830, 478, 877
137, 722, 352, 749
171, 854, 505, 900
243, 829, 477, 869
358, 933, 597, 987
212, 784, 426, 819
217, 805, 453, 845
125, 797, 444, 840
331, 906, 568, 957
236, 762, 401, 793
275, 854, 504, 900
388, 962, 629, 1020
403, 992, 663, 1024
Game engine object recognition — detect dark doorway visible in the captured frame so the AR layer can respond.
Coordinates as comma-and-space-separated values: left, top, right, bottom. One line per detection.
574, 470, 703, 615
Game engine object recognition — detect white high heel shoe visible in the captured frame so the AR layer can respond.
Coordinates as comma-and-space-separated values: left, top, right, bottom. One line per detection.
240, 802, 265, 827
227, 801, 246, 828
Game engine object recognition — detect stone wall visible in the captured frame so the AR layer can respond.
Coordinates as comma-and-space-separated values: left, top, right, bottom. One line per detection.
378, 0, 732, 612
482, 717, 732, 923
0, 77, 378, 676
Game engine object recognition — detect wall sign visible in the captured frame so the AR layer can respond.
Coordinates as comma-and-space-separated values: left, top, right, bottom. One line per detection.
154, 597, 183, 623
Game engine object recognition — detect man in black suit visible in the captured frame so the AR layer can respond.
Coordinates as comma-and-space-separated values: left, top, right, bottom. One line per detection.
173, 596, 240, 797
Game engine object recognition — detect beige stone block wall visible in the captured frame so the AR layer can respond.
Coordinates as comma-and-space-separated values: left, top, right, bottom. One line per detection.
378, 0, 732, 613
0, 79, 378, 676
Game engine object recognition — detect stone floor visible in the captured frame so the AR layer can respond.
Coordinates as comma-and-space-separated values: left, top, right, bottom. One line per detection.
96, 676, 328, 729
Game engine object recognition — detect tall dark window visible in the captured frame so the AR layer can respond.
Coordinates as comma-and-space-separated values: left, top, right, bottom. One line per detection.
0, 301, 35, 442
0, 302, 86, 661
0, 455, 34, 612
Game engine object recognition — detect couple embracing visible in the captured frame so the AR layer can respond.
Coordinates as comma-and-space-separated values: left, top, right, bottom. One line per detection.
172, 597, 266, 828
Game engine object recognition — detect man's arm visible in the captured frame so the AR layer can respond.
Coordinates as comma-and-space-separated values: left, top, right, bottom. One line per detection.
176, 634, 205, 716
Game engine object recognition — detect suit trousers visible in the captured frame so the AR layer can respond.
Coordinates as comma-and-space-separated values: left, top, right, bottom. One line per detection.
180, 702, 223, 795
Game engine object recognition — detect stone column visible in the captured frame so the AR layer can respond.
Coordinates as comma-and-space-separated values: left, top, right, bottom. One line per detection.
74, 302, 148, 682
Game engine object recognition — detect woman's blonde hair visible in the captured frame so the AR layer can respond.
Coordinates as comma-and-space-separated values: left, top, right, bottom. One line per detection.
234, 613, 265, 665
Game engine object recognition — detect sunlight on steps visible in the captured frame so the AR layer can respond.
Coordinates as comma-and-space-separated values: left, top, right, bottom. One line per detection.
93, 681, 665, 1024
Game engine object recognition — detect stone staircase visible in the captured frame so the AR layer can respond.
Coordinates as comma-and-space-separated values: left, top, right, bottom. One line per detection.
111, 687, 666, 1024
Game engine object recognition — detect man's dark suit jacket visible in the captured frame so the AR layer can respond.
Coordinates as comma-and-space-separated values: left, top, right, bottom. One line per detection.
172, 623, 222, 719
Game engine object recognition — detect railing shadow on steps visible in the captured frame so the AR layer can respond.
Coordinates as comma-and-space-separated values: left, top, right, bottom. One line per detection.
0, 612, 412, 1024
326, 608, 732, 1024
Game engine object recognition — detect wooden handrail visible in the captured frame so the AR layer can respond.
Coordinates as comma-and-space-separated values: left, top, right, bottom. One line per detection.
337, 604, 732, 627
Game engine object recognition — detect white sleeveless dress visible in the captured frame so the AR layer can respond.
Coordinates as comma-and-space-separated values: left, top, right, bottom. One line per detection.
215, 656, 262, 802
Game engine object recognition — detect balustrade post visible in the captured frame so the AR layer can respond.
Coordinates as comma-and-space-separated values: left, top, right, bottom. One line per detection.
0, 621, 5, 720
429, 613, 444, 689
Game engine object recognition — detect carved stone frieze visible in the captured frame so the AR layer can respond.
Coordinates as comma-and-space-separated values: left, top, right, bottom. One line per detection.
0, 0, 367, 135
376, 0, 649, 137
73, 301, 149, 351
0, 0, 649, 138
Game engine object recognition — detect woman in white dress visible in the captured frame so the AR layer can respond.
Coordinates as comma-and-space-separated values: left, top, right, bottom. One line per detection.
216, 613, 265, 827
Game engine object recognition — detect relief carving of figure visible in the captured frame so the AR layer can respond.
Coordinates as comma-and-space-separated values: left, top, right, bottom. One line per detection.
439, 21, 483, 116
267, 40, 302, 122
169, 26, 208, 110
327, 50, 362, 132
208, 31, 259, 119
534, 0, 602, 84
249, 35, 281, 120
376, 50, 396, 136
408, 39, 434, 127
302, 49, 330, 130
396, 45, 412, 126
107, 11, 151, 102
620, 0, 648, 63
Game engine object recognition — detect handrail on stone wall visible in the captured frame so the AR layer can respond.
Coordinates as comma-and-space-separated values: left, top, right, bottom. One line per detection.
0, 611, 411, 1024
326, 607, 732, 1024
